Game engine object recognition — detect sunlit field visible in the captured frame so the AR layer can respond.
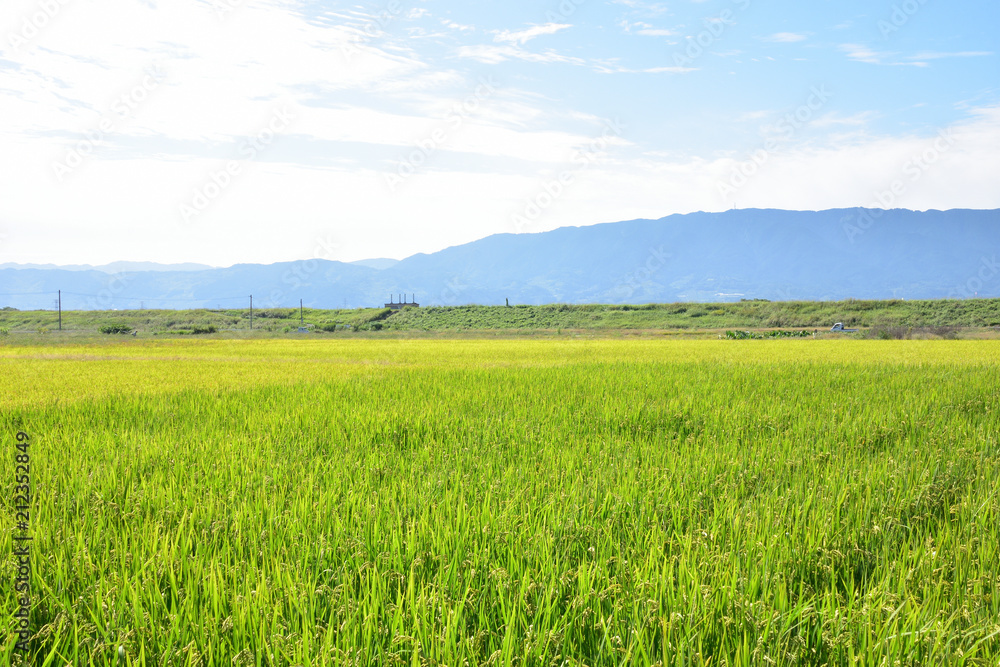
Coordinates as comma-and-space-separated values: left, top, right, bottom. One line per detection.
3, 339, 1000, 665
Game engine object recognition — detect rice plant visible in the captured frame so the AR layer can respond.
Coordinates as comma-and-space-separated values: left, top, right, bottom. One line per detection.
2, 340, 999, 665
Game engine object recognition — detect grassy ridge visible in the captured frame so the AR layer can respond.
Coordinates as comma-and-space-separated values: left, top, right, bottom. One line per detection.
2, 298, 1000, 336
2, 340, 1000, 664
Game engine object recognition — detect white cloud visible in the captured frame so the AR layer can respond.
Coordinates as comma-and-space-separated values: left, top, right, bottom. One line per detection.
618, 20, 676, 37
839, 44, 876, 63
838, 44, 983, 67
807, 111, 879, 129
708, 105, 1000, 211
456, 44, 585, 66
737, 110, 773, 121
840, 43, 924, 67
1, 0, 996, 267
442, 19, 475, 32
907, 51, 993, 60
494, 23, 571, 46
592, 61, 696, 74
7, 98, 997, 265
636, 28, 676, 37
0, 0, 443, 148
612, 0, 669, 14
765, 32, 807, 43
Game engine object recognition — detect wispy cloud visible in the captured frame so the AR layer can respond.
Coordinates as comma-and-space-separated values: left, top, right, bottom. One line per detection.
841, 44, 882, 64
808, 111, 879, 129
840, 44, 925, 67
612, 0, 670, 14
593, 61, 696, 74
494, 23, 571, 46
840, 44, 991, 67
2, 0, 996, 267
442, 20, 475, 32
456, 44, 585, 66
637, 28, 676, 37
618, 20, 676, 37
907, 51, 993, 60
765, 32, 807, 43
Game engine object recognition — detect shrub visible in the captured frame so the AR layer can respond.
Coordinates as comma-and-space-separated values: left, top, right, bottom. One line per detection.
191, 326, 217, 335
254, 309, 292, 319
866, 327, 909, 340
100, 325, 133, 335
361, 309, 394, 325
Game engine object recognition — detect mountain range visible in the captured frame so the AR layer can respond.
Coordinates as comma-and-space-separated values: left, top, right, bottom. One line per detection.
1, 208, 997, 310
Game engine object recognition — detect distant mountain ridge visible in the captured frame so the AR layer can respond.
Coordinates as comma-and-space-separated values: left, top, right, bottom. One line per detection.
1, 208, 997, 310
349, 258, 400, 270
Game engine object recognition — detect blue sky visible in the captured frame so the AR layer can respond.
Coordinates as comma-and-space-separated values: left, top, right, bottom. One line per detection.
0, 0, 997, 266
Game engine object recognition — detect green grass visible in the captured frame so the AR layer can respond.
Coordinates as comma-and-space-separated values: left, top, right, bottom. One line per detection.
2, 298, 1000, 337
2, 340, 1000, 665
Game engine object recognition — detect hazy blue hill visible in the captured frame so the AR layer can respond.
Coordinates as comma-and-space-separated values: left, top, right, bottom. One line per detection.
1, 208, 996, 310
385, 208, 998, 304
350, 258, 400, 270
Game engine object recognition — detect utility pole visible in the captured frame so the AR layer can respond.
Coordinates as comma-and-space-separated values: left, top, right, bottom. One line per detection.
58, 290, 62, 331
300, 299, 304, 326
249, 295, 253, 330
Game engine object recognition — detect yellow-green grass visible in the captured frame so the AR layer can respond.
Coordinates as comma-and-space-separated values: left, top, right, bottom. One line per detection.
2, 340, 999, 665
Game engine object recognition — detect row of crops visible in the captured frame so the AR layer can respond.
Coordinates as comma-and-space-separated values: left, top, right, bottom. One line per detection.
725, 330, 816, 339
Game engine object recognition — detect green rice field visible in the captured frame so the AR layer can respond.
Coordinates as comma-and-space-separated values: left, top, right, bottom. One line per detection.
2, 339, 1000, 665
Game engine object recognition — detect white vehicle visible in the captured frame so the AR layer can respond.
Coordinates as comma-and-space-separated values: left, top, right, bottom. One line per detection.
830, 322, 858, 333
